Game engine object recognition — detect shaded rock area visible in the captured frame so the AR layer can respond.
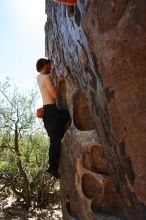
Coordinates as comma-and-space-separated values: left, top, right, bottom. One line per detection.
45, 0, 146, 219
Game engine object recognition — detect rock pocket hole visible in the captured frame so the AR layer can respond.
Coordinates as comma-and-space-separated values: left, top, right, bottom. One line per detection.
73, 91, 95, 131
82, 145, 109, 175
82, 173, 102, 199
91, 179, 122, 216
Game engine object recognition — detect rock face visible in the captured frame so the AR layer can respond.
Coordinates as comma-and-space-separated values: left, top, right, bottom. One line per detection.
45, 0, 146, 219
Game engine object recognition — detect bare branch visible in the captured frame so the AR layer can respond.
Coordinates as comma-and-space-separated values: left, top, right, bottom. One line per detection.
0, 87, 17, 110
0, 174, 25, 199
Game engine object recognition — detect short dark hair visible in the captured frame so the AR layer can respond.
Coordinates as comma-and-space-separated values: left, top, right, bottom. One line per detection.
36, 58, 51, 72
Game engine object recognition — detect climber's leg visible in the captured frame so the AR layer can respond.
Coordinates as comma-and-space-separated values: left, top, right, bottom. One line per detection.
42, 104, 62, 177
48, 132, 62, 172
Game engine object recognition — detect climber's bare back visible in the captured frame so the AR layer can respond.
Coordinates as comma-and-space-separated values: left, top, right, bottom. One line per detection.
37, 74, 57, 105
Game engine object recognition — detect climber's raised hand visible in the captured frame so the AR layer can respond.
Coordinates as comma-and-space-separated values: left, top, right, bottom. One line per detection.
57, 74, 65, 82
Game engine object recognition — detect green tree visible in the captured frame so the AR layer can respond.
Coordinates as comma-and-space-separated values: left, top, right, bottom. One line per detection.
0, 79, 60, 210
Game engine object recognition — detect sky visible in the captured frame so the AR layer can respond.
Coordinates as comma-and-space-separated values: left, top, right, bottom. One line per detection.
0, 0, 46, 107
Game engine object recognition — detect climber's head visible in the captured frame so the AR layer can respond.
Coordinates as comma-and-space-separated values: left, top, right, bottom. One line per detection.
36, 58, 51, 75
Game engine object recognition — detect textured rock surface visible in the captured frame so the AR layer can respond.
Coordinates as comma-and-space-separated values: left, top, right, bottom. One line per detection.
45, 0, 146, 219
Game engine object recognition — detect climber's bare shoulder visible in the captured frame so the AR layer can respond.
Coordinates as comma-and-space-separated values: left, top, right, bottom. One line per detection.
37, 74, 52, 87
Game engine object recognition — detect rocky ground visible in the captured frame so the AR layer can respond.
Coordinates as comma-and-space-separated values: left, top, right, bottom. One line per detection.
0, 192, 62, 220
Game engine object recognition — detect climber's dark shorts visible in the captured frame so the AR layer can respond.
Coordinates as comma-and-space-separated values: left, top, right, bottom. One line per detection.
42, 103, 70, 172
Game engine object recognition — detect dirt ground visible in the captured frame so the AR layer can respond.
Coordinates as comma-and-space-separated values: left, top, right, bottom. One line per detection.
0, 192, 62, 220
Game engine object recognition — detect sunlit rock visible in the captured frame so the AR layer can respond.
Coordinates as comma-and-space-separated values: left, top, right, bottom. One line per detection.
45, 0, 146, 219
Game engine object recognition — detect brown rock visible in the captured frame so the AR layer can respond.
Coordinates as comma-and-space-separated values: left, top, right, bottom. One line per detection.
45, 0, 146, 219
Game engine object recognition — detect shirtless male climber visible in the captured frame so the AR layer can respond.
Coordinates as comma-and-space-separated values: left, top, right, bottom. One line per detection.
36, 58, 71, 179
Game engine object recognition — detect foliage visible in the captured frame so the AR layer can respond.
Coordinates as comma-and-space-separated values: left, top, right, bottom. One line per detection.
0, 79, 60, 211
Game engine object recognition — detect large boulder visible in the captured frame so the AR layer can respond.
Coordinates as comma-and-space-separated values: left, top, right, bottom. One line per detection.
45, 0, 146, 219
